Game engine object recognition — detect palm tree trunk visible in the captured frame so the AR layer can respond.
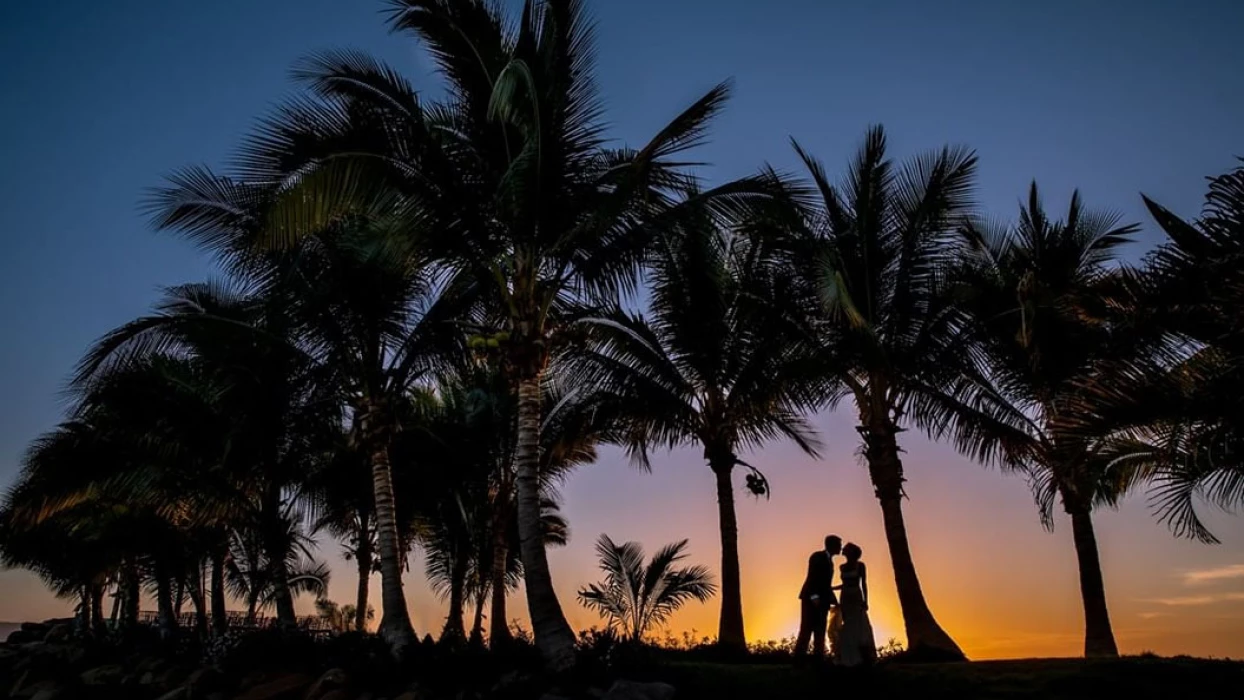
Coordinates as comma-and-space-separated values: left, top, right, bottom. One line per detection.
261, 502, 298, 631
211, 547, 228, 634
109, 581, 121, 624
441, 553, 468, 643
245, 593, 259, 627
364, 407, 417, 651
488, 490, 513, 649
1066, 499, 1119, 657
470, 589, 487, 646
155, 566, 177, 640
514, 373, 576, 669
355, 513, 372, 633
710, 458, 746, 651
863, 418, 965, 659
121, 557, 140, 629
187, 572, 209, 638
90, 582, 106, 635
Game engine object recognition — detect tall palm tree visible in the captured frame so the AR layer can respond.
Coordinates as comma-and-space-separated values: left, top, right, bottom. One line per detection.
215, 0, 772, 665
1074, 162, 1244, 543
574, 214, 826, 650
577, 535, 715, 643
955, 183, 1145, 657
786, 126, 979, 658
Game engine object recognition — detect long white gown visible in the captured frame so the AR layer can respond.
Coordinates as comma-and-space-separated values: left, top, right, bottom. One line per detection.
829, 563, 876, 666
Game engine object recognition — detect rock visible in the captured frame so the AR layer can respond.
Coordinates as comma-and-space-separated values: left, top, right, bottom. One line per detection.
11, 679, 58, 699
602, 680, 677, 700
80, 664, 126, 685
235, 673, 313, 700
239, 671, 271, 691
136, 656, 169, 674
396, 681, 430, 700
5, 630, 35, 645
317, 692, 355, 700
154, 688, 189, 700
186, 667, 224, 693
41, 626, 71, 645
537, 695, 573, 700
29, 687, 64, 700
156, 666, 193, 691
303, 668, 348, 700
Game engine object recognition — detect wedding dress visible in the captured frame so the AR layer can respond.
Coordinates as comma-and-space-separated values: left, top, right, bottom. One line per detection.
829, 563, 876, 666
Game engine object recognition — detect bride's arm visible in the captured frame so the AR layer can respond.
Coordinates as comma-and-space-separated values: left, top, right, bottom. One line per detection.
860, 563, 869, 610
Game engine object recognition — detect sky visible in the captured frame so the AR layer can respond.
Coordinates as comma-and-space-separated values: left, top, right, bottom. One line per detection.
2, 0, 1243, 659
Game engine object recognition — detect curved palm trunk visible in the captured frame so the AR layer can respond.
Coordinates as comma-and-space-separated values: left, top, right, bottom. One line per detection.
515, 373, 576, 669
355, 513, 372, 633
1064, 494, 1119, 657
488, 489, 513, 649
862, 417, 965, 659
366, 427, 417, 651
441, 552, 469, 642
710, 458, 746, 651
211, 548, 228, 634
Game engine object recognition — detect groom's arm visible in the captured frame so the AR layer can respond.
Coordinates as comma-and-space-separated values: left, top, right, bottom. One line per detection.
802, 553, 821, 603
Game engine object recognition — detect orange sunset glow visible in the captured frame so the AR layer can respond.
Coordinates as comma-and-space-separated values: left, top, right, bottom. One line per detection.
4, 410, 1241, 658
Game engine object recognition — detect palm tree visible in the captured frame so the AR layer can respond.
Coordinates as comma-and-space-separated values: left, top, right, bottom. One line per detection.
225, 515, 331, 625
397, 367, 593, 646
573, 213, 826, 650
71, 282, 343, 631
577, 535, 715, 643
954, 183, 1145, 657
786, 126, 978, 658
1073, 162, 1244, 543
308, 441, 378, 633
219, 0, 771, 665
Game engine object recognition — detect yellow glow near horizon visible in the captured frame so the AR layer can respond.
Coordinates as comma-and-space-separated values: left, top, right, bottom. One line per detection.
3, 429, 1244, 660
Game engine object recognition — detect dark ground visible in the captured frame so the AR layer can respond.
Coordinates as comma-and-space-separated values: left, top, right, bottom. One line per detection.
655, 656, 1244, 700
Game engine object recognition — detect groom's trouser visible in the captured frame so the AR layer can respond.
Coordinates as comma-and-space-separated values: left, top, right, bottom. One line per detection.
794, 599, 830, 658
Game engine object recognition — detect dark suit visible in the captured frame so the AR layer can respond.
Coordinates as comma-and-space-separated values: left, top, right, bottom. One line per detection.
794, 551, 836, 658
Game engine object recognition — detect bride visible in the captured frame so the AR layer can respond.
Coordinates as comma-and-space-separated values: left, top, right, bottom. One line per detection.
828, 542, 877, 667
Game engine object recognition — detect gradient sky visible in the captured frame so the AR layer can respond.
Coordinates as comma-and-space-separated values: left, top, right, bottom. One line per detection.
2, 0, 1244, 659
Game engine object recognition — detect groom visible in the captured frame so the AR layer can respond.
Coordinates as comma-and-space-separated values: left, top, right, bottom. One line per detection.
794, 534, 842, 661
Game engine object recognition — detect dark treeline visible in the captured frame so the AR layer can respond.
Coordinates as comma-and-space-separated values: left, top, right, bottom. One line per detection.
2, 0, 1242, 669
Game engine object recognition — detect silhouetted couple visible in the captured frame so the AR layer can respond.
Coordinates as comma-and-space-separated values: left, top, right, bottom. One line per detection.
795, 535, 876, 667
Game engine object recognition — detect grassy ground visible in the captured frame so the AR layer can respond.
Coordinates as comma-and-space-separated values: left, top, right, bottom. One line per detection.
650, 656, 1244, 700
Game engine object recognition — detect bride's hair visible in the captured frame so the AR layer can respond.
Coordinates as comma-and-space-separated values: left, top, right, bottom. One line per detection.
843, 543, 862, 561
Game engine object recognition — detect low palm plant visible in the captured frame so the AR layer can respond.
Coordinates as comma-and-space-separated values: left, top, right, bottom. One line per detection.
577, 535, 715, 643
